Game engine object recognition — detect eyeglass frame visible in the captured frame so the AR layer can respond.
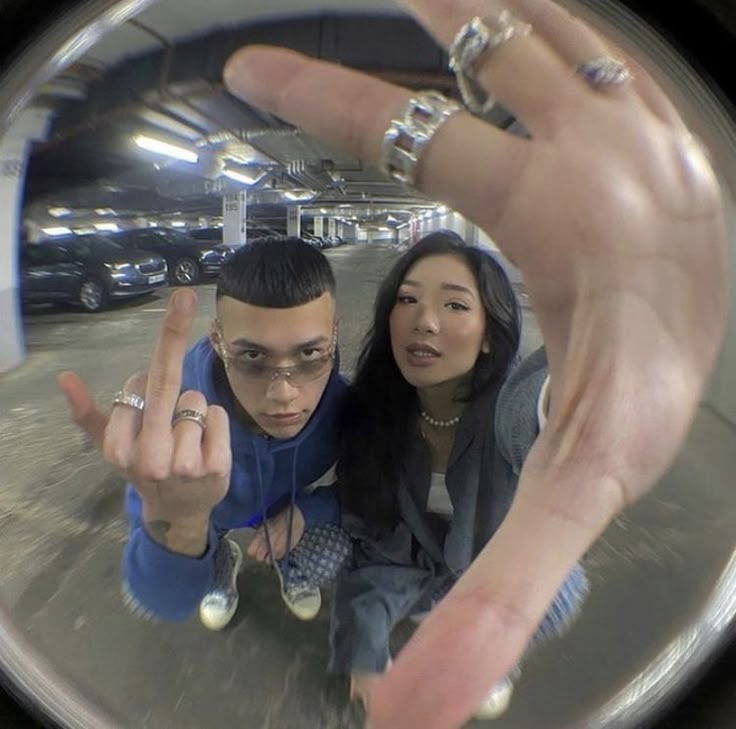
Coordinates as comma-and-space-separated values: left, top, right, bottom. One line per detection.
212, 318, 338, 387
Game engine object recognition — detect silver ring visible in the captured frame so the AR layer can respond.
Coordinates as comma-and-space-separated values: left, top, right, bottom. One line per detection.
380, 90, 461, 187
172, 408, 207, 430
576, 57, 632, 90
112, 391, 145, 412
449, 12, 532, 115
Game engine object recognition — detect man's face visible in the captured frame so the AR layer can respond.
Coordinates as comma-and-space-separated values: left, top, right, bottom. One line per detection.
213, 293, 336, 439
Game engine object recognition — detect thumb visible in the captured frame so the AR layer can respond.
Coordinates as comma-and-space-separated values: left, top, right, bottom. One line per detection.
57, 371, 109, 450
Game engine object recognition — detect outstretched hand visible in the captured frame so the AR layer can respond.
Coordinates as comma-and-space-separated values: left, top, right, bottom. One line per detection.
224, 1, 728, 726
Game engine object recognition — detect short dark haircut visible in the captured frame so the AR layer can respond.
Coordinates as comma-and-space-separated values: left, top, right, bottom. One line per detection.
216, 236, 336, 307
338, 230, 521, 528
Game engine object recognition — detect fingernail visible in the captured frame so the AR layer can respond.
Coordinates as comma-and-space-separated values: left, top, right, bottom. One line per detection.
224, 51, 258, 101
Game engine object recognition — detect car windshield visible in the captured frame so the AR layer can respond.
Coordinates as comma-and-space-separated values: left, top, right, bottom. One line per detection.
65, 236, 127, 258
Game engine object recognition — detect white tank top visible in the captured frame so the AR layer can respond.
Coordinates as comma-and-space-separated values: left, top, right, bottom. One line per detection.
427, 472, 453, 517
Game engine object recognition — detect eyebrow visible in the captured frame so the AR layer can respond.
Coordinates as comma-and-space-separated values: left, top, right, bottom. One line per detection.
400, 279, 476, 297
228, 335, 331, 352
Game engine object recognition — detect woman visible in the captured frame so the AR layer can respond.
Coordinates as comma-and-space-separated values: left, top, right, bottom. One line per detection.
330, 230, 588, 719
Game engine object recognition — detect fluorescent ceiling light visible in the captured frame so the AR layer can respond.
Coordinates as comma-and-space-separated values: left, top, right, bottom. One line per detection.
148, 222, 159, 228
170, 221, 186, 228
48, 207, 71, 218
95, 208, 116, 216
134, 134, 199, 163
74, 228, 96, 235
42, 227, 72, 236
284, 190, 314, 201
95, 223, 120, 232
223, 168, 263, 185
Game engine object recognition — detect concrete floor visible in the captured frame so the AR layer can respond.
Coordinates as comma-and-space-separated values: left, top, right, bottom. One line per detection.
1, 243, 735, 728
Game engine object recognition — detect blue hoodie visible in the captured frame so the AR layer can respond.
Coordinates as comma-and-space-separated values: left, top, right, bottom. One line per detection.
122, 336, 348, 621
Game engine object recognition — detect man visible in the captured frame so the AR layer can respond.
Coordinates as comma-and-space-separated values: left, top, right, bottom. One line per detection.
59, 237, 350, 630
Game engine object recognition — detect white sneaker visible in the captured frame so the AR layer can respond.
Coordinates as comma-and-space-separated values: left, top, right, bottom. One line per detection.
472, 676, 515, 720
276, 563, 322, 621
199, 538, 242, 631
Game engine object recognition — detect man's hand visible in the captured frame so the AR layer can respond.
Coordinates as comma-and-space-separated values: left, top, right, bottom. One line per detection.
247, 506, 305, 563
57, 289, 232, 557
224, 1, 728, 727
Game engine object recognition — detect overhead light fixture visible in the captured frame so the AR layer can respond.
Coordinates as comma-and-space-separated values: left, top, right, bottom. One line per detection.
95, 208, 116, 216
48, 207, 71, 218
134, 134, 199, 163
73, 227, 96, 235
42, 226, 73, 236
95, 223, 120, 232
170, 221, 186, 228
222, 168, 263, 185
284, 190, 315, 201
148, 222, 159, 228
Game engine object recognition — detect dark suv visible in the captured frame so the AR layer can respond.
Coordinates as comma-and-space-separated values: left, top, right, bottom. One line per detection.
20, 235, 168, 312
114, 228, 234, 285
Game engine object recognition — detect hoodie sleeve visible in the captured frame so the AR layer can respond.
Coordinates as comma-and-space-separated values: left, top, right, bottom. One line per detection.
294, 484, 341, 531
121, 485, 219, 621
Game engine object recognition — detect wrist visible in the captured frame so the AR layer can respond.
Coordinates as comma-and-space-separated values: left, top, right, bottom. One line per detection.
140, 503, 211, 557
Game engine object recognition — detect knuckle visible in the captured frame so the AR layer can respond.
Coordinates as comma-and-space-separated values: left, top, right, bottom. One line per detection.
124, 372, 147, 393
170, 458, 200, 480
139, 460, 171, 482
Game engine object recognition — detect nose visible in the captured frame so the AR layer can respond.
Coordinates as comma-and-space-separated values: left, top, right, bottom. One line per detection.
265, 373, 300, 404
413, 302, 440, 334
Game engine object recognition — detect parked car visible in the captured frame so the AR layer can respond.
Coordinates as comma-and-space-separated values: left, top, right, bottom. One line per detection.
20, 235, 168, 312
114, 228, 234, 285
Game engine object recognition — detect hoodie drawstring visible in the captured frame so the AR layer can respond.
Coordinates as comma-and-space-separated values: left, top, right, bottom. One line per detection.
253, 440, 301, 591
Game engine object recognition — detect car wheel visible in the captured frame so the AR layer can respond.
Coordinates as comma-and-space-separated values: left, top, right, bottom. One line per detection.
78, 278, 107, 312
172, 257, 200, 285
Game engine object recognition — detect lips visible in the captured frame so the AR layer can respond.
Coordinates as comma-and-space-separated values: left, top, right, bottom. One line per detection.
406, 342, 441, 357
264, 412, 302, 422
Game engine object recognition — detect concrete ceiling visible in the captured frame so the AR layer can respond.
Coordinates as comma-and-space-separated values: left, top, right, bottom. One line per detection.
23, 6, 519, 234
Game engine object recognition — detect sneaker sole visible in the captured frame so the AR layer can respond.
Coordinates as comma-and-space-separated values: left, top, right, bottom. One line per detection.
199, 540, 243, 631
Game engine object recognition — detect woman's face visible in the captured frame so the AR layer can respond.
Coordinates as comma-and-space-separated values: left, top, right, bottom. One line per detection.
389, 254, 489, 391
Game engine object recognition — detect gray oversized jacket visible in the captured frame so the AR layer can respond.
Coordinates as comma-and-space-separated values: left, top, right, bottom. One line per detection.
329, 348, 548, 673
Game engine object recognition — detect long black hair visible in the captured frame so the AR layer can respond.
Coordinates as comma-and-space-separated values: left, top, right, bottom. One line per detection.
337, 230, 521, 529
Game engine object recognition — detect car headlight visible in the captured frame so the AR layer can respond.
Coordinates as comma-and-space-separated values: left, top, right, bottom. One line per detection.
105, 262, 135, 273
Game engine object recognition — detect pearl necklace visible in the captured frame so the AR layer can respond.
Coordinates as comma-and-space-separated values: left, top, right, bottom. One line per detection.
420, 410, 461, 428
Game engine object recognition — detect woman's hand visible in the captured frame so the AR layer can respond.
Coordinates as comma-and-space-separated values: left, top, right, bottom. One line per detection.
224, 1, 728, 726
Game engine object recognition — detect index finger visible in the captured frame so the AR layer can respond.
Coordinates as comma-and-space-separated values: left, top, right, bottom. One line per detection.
141, 288, 198, 434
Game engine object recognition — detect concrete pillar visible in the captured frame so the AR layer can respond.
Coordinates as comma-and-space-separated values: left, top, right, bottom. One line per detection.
314, 216, 324, 237
1, 106, 54, 373
328, 217, 336, 238
287, 205, 301, 237
223, 191, 247, 246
